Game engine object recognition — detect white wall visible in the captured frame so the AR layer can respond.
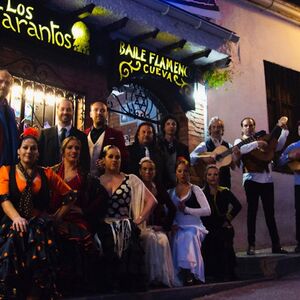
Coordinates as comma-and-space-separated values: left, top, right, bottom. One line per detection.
207, 0, 300, 250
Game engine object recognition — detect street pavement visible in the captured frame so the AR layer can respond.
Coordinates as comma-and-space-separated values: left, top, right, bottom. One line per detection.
195, 271, 300, 300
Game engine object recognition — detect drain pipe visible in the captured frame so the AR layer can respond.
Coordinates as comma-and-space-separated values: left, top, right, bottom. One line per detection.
246, 0, 300, 25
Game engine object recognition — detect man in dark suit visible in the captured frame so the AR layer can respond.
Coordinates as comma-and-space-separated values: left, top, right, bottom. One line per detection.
84, 101, 127, 176
39, 98, 90, 171
127, 122, 163, 182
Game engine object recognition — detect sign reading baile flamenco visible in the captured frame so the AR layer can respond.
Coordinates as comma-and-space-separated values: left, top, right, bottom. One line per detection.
118, 41, 192, 92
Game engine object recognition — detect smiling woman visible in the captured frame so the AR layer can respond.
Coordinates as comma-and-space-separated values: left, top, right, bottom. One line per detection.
51, 136, 102, 296
0, 128, 76, 299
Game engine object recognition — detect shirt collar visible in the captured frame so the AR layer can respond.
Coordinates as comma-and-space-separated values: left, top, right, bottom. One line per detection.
211, 137, 223, 147
57, 124, 72, 134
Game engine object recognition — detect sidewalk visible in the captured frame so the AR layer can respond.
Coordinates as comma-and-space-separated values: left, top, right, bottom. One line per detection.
65, 246, 300, 300
236, 245, 300, 280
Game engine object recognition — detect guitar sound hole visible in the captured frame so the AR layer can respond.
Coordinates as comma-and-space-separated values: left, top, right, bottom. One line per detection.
215, 155, 222, 162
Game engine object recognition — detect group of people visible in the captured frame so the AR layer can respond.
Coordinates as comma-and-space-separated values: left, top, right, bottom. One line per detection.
0, 68, 300, 298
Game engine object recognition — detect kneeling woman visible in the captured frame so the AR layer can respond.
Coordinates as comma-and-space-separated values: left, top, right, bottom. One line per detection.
168, 158, 211, 285
93, 145, 157, 292
0, 128, 75, 299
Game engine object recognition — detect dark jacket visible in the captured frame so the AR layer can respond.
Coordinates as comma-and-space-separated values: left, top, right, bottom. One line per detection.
202, 185, 242, 230
158, 137, 190, 189
0, 100, 19, 166
127, 142, 164, 182
39, 126, 90, 172
148, 181, 176, 231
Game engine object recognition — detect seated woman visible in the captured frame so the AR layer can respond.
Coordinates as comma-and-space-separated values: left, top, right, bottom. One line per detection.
139, 157, 176, 287
202, 165, 242, 282
51, 136, 103, 295
0, 128, 75, 299
168, 157, 211, 285
91, 145, 157, 292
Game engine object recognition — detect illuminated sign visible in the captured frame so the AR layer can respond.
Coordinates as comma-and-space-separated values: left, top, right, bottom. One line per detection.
0, 0, 90, 54
118, 41, 192, 92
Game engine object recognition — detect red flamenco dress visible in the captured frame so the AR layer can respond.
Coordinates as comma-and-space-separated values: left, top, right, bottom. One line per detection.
51, 163, 98, 295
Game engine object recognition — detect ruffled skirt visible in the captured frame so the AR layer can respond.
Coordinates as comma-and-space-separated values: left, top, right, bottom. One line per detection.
141, 227, 175, 287
172, 225, 206, 283
0, 216, 59, 298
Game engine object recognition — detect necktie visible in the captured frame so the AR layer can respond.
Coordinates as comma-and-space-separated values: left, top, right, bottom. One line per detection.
60, 127, 67, 144
144, 146, 150, 158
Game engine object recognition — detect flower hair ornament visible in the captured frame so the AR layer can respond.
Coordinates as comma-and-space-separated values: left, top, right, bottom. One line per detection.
21, 127, 40, 141
176, 156, 189, 165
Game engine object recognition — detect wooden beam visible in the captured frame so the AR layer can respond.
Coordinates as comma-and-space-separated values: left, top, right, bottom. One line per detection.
158, 39, 186, 54
181, 49, 212, 64
130, 28, 160, 44
69, 4, 95, 19
102, 17, 129, 33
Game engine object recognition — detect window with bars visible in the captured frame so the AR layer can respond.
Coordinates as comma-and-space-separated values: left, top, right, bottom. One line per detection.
8, 76, 85, 130
264, 60, 300, 145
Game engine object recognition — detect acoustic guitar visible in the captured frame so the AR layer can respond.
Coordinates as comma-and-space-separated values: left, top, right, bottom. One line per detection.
288, 148, 300, 172
247, 116, 288, 162
196, 130, 266, 169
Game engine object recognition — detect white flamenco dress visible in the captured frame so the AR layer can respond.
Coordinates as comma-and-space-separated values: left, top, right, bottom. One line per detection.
168, 184, 211, 283
141, 227, 176, 287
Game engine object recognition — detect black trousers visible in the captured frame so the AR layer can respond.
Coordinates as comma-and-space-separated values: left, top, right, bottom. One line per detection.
244, 180, 280, 247
295, 185, 300, 244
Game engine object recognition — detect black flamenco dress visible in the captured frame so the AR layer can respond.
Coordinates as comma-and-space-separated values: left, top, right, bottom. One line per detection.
95, 175, 147, 292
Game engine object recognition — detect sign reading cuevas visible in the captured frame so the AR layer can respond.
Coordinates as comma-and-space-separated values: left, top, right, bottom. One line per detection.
0, 0, 90, 54
118, 41, 192, 92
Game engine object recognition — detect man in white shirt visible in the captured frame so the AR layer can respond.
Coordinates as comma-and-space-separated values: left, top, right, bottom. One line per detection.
190, 116, 234, 188
84, 101, 127, 176
278, 120, 300, 253
234, 117, 288, 255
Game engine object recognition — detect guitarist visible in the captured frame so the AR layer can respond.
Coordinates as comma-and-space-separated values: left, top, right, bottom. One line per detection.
278, 120, 300, 253
234, 117, 289, 255
190, 116, 234, 188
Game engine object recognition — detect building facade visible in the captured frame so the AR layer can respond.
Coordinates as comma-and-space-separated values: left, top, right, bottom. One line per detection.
204, 0, 300, 250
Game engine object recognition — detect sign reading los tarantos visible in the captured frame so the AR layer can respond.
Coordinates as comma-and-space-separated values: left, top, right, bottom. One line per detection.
118, 41, 192, 91
0, 0, 90, 54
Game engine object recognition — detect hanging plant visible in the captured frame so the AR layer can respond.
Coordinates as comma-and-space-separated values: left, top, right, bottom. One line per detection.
202, 69, 232, 89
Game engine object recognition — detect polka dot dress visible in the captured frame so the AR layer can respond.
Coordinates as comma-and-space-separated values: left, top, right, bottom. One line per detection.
107, 175, 131, 218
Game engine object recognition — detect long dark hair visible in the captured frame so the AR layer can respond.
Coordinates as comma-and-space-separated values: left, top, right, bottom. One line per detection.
134, 122, 157, 146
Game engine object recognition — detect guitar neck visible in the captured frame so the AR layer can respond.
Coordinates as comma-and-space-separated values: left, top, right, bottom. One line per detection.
239, 136, 255, 148
217, 136, 255, 160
